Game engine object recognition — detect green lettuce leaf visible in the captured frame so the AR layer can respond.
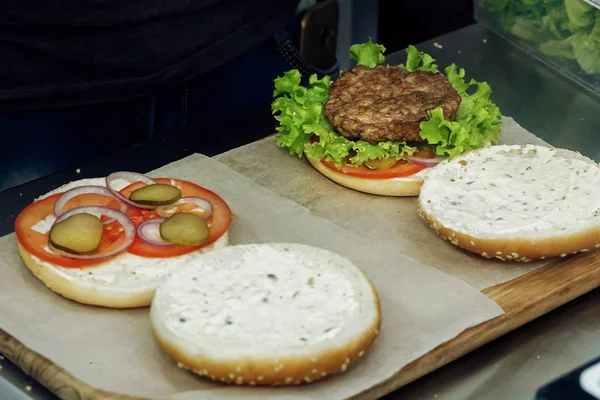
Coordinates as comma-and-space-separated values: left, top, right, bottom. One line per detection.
272, 40, 501, 167
480, 0, 600, 76
349, 38, 386, 68
402, 45, 438, 72
420, 64, 502, 157
272, 67, 415, 167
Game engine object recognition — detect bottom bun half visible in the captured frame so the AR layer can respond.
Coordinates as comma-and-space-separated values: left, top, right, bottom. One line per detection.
150, 243, 382, 386
418, 208, 600, 262
17, 232, 230, 309
307, 157, 426, 197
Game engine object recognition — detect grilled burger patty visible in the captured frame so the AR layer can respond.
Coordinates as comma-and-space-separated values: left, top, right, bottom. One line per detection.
324, 65, 461, 144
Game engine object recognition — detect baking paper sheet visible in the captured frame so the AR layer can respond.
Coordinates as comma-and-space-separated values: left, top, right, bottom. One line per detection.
0, 154, 503, 399
215, 116, 553, 291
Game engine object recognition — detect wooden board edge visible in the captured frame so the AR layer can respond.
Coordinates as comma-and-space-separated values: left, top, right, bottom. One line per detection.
2, 250, 598, 400
349, 250, 600, 400
0, 328, 143, 400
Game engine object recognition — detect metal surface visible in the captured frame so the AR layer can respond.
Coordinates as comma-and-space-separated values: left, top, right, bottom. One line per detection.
1, 23, 600, 400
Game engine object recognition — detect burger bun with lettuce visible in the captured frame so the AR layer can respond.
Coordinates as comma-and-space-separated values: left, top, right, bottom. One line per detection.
272, 41, 502, 196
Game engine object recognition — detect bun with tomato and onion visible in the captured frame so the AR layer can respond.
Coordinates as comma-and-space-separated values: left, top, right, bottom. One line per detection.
14, 172, 233, 308
272, 40, 502, 196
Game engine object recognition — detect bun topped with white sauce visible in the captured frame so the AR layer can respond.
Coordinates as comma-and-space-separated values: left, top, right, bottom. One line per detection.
150, 243, 381, 386
418, 145, 600, 261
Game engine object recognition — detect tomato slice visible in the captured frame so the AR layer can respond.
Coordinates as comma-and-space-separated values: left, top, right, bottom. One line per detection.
15, 194, 128, 268
15, 178, 234, 267
119, 178, 233, 258
320, 159, 427, 179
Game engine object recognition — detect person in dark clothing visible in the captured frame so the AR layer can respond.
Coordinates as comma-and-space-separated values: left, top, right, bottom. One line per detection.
0, 1, 339, 190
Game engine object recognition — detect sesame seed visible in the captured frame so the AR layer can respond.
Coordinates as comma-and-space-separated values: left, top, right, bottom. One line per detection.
512, 252, 519, 257
496, 251, 502, 255
341, 363, 348, 372
582, 249, 589, 252
312, 369, 318, 374
321, 372, 327, 376
506, 255, 512, 260
304, 377, 312, 383
573, 251, 578, 255
177, 362, 184, 369
561, 254, 567, 257
229, 373, 235, 379
595, 244, 600, 248
496, 256, 504, 261
285, 377, 293, 383
220, 378, 226, 382
25, 386, 32, 392
470, 241, 475, 246
257, 376, 264, 381
202, 369, 208, 375
358, 351, 365, 357
249, 381, 256, 386
451, 232, 456, 237
209, 375, 215, 380
482, 252, 488, 257
540, 256, 545, 260
236, 377, 243, 385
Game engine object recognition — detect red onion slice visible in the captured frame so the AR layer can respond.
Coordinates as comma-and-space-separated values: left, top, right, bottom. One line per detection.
156, 197, 213, 219
53, 185, 128, 225
407, 154, 446, 167
106, 171, 157, 210
48, 206, 135, 260
137, 218, 173, 247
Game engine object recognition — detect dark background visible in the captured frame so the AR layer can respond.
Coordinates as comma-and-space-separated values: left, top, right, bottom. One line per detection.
378, 0, 475, 53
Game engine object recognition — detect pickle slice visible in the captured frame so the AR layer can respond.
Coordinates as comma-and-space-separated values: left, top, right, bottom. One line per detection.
49, 213, 104, 255
159, 213, 209, 246
363, 158, 398, 171
129, 184, 182, 206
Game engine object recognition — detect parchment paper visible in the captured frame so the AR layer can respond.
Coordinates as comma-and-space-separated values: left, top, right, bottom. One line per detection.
215, 116, 553, 290
0, 154, 503, 399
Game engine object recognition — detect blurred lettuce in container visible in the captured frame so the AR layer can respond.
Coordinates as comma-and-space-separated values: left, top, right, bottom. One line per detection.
480, 0, 600, 75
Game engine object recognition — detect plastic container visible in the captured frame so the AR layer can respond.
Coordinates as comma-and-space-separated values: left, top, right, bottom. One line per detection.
474, 0, 600, 98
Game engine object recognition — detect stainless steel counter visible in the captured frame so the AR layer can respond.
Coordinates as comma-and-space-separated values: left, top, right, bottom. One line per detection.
1, 23, 599, 400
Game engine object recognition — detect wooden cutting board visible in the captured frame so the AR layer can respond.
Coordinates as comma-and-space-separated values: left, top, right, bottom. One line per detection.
2, 248, 599, 400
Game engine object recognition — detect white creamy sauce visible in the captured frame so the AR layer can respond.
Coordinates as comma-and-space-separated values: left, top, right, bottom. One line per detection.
31, 215, 56, 234
29, 176, 228, 290
32, 252, 184, 289
155, 244, 370, 349
420, 145, 600, 238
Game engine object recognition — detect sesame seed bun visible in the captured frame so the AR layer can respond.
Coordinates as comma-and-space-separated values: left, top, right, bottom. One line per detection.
150, 243, 381, 386
418, 145, 600, 261
307, 156, 427, 197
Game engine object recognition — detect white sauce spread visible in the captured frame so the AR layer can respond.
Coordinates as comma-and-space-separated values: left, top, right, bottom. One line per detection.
31, 215, 56, 234
419, 145, 600, 239
152, 244, 376, 354
31, 235, 228, 289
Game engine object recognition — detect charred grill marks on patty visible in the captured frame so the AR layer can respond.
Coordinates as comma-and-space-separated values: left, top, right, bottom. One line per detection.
324, 65, 461, 144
